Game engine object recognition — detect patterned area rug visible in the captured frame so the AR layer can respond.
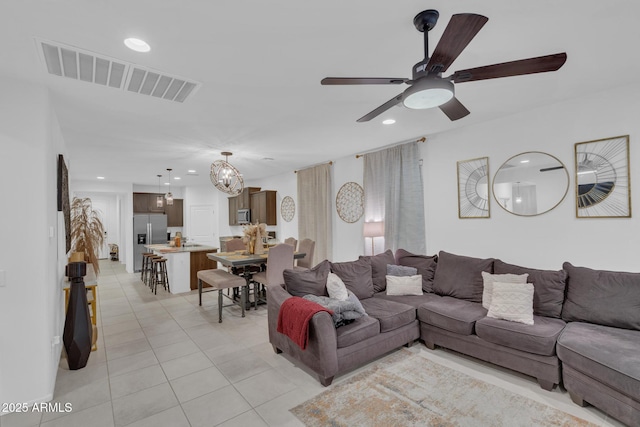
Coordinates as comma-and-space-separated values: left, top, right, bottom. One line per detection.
291, 349, 597, 427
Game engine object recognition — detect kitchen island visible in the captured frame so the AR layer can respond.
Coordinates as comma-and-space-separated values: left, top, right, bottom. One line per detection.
145, 244, 218, 294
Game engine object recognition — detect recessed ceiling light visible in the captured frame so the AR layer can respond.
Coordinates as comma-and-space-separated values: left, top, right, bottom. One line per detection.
520, 159, 530, 164
164, 182, 170, 186
97, 176, 105, 180
174, 177, 181, 180
188, 170, 196, 173
382, 119, 396, 125
124, 38, 150, 53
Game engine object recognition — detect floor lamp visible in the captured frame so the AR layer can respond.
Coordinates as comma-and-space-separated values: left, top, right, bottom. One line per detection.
363, 221, 384, 256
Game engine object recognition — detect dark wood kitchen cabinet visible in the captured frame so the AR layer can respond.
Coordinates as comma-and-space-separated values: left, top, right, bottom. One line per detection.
165, 199, 183, 227
228, 196, 238, 226
133, 193, 183, 226
250, 190, 277, 225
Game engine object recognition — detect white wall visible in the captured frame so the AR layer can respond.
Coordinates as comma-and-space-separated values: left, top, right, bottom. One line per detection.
423, 83, 640, 271
0, 80, 67, 405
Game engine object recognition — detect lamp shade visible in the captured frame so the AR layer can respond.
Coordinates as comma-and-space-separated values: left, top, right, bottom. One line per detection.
363, 221, 384, 238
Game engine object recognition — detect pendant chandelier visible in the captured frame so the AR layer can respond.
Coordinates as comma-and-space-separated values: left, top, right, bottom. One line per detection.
210, 151, 244, 196
165, 168, 174, 206
156, 174, 163, 208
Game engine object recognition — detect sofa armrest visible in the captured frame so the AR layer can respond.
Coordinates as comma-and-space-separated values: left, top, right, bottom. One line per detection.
267, 284, 339, 380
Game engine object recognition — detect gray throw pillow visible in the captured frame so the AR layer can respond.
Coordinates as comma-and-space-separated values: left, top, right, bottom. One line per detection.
387, 264, 418, 277
360, 250, 395, 293
284, 259, 330, 298
494, 259, 567, 318
432, 251, 493, 303
331, 257, 374, 300
395, 249, 438, 293
562, 262, 640, 331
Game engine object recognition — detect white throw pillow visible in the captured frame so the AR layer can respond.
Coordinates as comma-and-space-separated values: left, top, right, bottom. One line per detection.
385, 275, 423, 296
487, 281, 535, 325
481, 271, 529, 310
326, 272, 349, 301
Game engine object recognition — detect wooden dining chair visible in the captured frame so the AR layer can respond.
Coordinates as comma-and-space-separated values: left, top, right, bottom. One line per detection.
284, 237, 297, 251
294, 238, 315, 270
251, 243, 294, 308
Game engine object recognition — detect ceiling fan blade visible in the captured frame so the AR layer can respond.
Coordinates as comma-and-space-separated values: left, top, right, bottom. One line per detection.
321, 77, 409, 85
357, 94, 403, 122
439, 97, 470, 121
426, 14, 488, 74
450, 53, 567, 83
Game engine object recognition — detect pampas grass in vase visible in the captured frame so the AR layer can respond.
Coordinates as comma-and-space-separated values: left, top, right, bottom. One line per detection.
70, 197, 105, 275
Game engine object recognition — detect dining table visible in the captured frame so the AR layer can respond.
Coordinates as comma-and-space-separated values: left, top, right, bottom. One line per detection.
206, 248, 306, 307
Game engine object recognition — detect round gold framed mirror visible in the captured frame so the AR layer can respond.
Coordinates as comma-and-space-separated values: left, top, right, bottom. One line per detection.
492, 152, 569, 216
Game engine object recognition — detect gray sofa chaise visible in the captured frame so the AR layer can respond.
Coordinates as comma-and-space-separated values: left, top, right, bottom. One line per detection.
556, 262, 640, 427
266, 249, 639, 426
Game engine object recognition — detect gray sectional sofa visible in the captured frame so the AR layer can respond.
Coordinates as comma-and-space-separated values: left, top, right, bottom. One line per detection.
266, 249, 640, 426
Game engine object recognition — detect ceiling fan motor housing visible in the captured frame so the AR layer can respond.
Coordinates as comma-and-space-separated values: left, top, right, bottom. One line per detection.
412, 59, 433, 80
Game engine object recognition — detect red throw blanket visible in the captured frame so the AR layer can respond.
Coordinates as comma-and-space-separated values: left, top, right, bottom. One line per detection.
277, 297, 333, 350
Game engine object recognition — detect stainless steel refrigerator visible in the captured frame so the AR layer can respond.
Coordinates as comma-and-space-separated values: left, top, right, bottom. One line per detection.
133, 214, 168, 271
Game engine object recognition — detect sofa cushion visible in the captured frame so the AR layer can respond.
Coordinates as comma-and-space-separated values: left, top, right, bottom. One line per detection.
395, 249, 438, 293
481, 271, 529, 310
432, 251, 493, 303
493, 260, 566, 318
336, 315, 380, 348
359, 250, 395, 293
331, 258, 374, 300
360, 298, 416, 333
487, 282, 534, 325
562, 262, 640, 330
417, 296, 487, 335
387, 264, 418, 277
373, 292, 441, 309
557, 322, 640, 398
284, 260, 330, 297
476, 315, 566, 356
385, 275, 423, 296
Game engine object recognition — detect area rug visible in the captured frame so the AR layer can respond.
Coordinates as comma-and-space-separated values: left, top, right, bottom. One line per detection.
290, 349, 598, 427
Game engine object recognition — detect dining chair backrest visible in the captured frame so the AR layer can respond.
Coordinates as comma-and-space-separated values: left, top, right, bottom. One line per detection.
297, 238, 315, 269
284, 237, 297, 251
225, 238, 245, 252
266, 243, 294, 285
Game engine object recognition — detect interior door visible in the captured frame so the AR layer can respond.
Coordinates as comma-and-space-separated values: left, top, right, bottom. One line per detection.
189, 205, 215, 245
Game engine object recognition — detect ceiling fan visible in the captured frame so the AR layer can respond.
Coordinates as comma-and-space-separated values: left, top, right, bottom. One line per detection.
321, 10, 567, 122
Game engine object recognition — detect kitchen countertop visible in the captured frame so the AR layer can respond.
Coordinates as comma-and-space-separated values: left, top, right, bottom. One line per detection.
145, 244, 219, 254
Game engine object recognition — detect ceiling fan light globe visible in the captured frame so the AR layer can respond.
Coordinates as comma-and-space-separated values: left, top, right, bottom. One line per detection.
402, 79, 454, 109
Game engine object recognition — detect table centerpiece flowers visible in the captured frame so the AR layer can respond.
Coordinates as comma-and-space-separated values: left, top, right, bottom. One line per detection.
242, 223, 267, 254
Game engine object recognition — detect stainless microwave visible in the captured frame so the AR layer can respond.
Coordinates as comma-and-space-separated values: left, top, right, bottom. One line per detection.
237, 209, 251, 224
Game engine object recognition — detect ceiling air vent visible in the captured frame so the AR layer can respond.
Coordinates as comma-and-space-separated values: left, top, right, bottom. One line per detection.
36, 38, 201, 103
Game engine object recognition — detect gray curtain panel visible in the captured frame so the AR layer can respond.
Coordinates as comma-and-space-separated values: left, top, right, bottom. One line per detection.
364, 141, 426, 254
297, 163, 333, 265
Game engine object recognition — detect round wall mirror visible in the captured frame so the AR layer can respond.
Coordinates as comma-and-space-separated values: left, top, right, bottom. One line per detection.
492, 152, 569, 216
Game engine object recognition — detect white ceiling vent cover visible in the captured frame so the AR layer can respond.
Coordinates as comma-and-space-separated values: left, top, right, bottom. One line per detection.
36, 38, 201, 103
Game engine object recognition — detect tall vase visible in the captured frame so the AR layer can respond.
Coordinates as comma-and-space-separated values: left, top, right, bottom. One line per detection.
249, 237, 256, 254
63, 262, 93, 370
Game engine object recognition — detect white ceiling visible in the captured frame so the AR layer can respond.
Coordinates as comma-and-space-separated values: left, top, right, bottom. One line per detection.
2, 1, 639, 187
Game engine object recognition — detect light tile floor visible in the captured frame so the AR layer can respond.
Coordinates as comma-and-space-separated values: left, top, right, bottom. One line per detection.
0, 260, 625, 427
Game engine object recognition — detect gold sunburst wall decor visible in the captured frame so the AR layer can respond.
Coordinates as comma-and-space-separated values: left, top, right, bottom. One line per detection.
210, 151, 244, 196
336, 182, 364, 223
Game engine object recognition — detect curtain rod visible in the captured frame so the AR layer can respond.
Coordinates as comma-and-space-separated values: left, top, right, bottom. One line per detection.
355, 136, 426, 159
294, 160, 333, 173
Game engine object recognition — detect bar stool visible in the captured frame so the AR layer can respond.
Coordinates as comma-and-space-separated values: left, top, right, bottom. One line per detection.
151, 257, 170, 295
140, 253, 154, 283
142, 252, 162, 287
